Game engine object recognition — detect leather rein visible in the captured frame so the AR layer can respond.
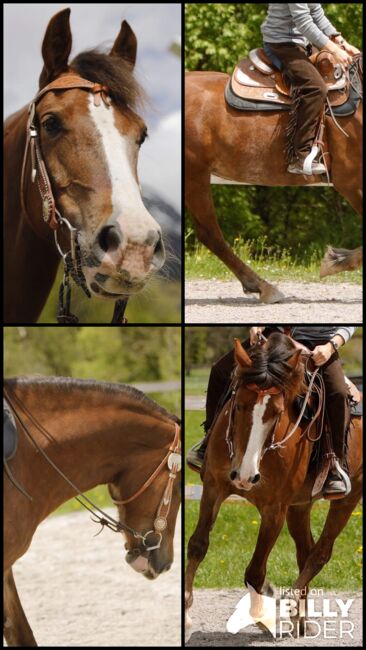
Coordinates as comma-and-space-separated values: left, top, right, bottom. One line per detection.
20, 72, 128, 324
225, 340, 325, 462
3, 387, 181, 552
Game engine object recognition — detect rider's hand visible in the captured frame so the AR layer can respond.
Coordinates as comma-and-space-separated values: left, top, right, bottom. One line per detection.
342, 41, 361, 57
312, 343, 333, 366
325, 39, 353, 69
250, 327, 264, 346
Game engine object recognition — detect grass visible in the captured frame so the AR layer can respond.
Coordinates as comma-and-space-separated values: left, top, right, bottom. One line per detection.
185, 239, 362, 284
185, 501, 362, 590
185, 367, 210, 396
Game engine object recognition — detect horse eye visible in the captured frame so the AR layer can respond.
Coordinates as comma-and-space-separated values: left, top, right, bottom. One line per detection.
42, 116, 61, 134
137, 128, 148, 146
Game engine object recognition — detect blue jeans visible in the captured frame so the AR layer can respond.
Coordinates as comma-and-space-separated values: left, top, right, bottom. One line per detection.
263, 42, 283, 71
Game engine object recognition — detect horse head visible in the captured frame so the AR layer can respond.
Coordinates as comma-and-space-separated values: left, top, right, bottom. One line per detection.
108, 427, 181, 580
228, 335, 304, 491
23, 9, 164, 301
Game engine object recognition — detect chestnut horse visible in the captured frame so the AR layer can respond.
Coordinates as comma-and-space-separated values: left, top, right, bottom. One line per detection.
185, 334, 362, 635
4, 377, 181, 646
4, 9, 165, 323
185, 58, 363, 303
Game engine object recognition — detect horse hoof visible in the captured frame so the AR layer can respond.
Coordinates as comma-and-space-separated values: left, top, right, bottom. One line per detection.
259, 283, 285, 304
185, 611, 192, 629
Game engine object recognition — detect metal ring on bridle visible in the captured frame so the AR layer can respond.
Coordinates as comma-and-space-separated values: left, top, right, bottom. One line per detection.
54, 213, 78, 261
142, 530, 163, 552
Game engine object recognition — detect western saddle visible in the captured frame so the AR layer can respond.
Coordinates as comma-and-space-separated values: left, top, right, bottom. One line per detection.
230, 47, 349, 108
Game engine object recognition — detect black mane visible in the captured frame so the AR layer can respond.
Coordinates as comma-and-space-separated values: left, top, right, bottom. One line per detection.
236, 333, 304, 395
70, 49, 144, 110
5, 376, 180, 424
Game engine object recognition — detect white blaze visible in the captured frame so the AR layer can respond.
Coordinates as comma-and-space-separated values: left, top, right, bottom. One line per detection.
239, 395, 273, 482
88, 96, 159, 240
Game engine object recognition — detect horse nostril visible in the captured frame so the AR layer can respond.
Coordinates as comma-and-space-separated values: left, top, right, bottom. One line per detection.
230, 470, 238, 481
98, 225, 121, 253
251, 473, 260, 484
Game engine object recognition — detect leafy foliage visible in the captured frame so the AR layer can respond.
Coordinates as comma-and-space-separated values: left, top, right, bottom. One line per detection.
4, 326, 181, 384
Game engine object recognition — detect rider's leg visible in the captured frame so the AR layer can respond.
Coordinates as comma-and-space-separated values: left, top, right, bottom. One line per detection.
187, 346, 240, 471
321, 352, 351, 496
265, 42, 328, 174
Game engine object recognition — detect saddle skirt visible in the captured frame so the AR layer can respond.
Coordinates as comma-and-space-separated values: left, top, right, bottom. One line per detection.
231, 47, 350, 108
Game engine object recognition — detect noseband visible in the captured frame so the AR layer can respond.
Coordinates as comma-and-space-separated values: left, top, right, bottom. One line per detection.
20, 72, 128, 324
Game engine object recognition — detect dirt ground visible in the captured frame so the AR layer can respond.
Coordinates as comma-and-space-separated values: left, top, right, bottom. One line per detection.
6, 508, 181, 647
185, 280, 362, 323
186, 588, 362, 647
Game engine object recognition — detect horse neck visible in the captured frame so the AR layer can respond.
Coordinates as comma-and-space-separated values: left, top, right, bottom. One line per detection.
4, 107, 59, 322
13, 386, 176, 520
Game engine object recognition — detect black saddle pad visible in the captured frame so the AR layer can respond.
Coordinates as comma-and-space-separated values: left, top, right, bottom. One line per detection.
4, 398, 18, 460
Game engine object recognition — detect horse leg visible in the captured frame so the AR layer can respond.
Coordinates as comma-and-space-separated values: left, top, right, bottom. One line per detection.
3, 568, 37, 646
292, 486, 362, 592
185, 172, 284, 303
286, 503, 316, 636
245, 503, 287, 591
185, 478, 228, 626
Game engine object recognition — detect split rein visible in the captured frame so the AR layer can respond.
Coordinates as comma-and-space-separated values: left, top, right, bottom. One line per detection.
225, 349, 325, 462
4, 387, 181, 552
21, 72, 129, 324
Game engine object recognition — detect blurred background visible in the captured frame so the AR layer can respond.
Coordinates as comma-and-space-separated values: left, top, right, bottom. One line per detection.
4, 3, 181, 323
185, 325, 362, 377
5, 325, 181, 414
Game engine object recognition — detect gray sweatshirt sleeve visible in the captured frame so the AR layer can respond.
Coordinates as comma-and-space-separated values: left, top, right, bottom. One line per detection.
335, 327, 356, 344
288, 4, 339, 49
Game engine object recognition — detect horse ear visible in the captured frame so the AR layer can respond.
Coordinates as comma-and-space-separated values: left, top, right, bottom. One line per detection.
39, 9, 72, 89
287, 349, 302, 370
234, 339, 252, 368
110, 20, 137, 69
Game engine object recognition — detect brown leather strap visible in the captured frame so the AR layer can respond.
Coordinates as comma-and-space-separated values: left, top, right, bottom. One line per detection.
21, 72, 111, 230
113, 423, 181, 505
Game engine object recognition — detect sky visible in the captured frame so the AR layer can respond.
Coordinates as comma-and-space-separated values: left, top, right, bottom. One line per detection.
4, 3, 181, 211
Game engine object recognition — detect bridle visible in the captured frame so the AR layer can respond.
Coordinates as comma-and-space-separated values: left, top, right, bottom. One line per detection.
20, 71, 128, 324
110, 424, 181, 551
225, 341, 325, 462
3, 386, 181, 552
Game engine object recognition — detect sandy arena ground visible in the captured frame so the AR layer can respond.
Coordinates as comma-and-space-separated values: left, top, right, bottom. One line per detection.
185, 280, 362, 323
6, 508, 181, 647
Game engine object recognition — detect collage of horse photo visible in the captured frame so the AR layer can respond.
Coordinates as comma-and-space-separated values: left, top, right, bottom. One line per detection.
3, 3, 362, 648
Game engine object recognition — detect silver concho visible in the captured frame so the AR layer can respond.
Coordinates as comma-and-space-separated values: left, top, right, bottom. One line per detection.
154, 516, 167, 532
168, 452, 181, 471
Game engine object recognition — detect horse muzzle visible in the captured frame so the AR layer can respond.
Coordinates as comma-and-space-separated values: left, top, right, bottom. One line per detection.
125, 546, 172, 580
230, 469, 260, 491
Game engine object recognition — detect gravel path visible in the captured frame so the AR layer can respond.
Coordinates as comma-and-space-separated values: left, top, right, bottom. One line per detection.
186, 588, 362, 646
185, 280, 362, 323
7, 508, 181, 647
